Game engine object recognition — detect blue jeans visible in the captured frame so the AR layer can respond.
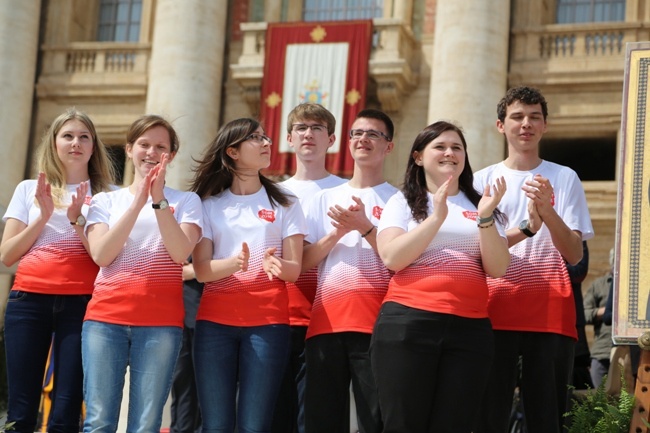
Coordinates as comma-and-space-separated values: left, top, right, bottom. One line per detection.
194, 321, 290, 433
81, 320, 182, 433
4, 291, 90, 433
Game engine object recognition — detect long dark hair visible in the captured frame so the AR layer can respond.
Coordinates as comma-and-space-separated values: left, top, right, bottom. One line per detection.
190, 118, 292, 207
403, 121, 506, 225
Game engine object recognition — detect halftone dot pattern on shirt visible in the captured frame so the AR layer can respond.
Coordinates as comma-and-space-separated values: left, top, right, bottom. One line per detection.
4, 179, 99, 295
378, 190, 496, 319
14, 223, 98, 294
281, 174, 347, 325
84, 186, 202, 327
286, 269, 318, 326
201, 239, 284, 297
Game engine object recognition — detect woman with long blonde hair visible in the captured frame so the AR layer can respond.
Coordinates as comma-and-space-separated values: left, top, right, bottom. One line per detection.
1, 108, 114, 433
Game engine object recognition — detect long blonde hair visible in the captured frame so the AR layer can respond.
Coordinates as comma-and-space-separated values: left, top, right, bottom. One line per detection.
36, 108, 115, 207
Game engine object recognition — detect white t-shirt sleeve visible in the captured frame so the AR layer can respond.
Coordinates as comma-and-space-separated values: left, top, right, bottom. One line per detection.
557, 168, 594, 240
377, 192, 410, 234
86, 191, 111, 230
176, 191, 204, 240
282, 197, 308, 239
200, 200, 213, 241
3, 180, 33, 224
305, 191, 326, 244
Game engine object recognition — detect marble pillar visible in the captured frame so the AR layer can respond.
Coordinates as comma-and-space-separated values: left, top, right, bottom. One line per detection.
145, 0, 228, 190
0, 1, 41, 208
428, 0, 511, 170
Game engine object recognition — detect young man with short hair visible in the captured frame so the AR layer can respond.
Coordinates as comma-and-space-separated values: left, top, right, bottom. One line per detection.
474, 86, 594, 433
272, 103, 346, 433
302, 109, 397, 433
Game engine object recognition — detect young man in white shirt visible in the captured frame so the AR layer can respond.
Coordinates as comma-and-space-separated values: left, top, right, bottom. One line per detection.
302, 109, 398, 433
272, 103, 346, 433
474, 86, 594, 433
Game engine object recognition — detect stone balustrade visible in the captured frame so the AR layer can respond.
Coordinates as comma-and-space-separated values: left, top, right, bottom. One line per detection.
37, 42, 151, 98
510, 22, 650, 84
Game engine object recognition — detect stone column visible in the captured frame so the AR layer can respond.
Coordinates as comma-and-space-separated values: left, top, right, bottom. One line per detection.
145, 0, 227, 190
264, 0, 283, 22
428, 0, 510, 170
0, 1, 41, 209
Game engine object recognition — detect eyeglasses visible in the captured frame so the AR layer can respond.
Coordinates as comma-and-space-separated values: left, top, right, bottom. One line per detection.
246, 133, 272, 145
292, 124, 328, 134
349, 129, 391, 141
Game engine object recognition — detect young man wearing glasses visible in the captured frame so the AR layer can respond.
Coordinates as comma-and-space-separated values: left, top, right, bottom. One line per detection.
474, 86, 594, 433
301, 109, 397, 433
272, 103, 346, 433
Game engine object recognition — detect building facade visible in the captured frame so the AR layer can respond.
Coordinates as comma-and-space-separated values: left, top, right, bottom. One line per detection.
1, 0, 646, 298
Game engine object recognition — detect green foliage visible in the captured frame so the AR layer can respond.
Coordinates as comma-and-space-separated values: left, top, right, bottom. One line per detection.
1, 421, 15, 432
564, 374, 635, 433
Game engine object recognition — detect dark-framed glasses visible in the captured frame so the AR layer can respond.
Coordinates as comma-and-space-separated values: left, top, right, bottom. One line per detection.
292, 124, 328, 134
349, 129, 391, 141
246, 133, 273, 144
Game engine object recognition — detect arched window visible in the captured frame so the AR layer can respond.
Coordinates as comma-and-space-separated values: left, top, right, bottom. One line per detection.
303, 0, 383, 21
557, 0, 625, 23
97, 0, 142, 42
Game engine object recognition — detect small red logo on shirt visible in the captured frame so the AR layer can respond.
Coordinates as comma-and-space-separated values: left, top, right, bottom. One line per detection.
463, 210, 479, 221
258, 209, 276, 223
84, 196, 92, 205
372, 206, 383, 220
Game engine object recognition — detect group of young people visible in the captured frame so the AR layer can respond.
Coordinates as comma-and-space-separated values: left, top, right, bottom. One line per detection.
1, 84, 592, 433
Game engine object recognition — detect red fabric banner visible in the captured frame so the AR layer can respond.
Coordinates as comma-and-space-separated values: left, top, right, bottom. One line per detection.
260, 20, 373, 178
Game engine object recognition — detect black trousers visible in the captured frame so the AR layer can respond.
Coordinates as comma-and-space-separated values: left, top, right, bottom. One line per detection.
272, 325, 308, 433
305, 332, 382, 433
370, 302, 494, 433
476, 330, 575, 433
170, 281, 202, 433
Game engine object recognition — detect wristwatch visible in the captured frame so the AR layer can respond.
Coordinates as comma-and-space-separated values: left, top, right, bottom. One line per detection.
152, 199, 169, 210
70, 214, 86, 226
519, 219, 536, 237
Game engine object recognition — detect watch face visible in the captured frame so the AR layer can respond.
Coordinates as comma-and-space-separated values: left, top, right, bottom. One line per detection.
519, 220, 529, 230
76, 214, 86, 226
153, 199, 169, 209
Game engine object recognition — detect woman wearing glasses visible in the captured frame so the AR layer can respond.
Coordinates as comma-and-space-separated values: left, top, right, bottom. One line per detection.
190, 118, 307, 433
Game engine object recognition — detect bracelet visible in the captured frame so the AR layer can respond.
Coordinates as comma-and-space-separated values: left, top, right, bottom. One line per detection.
478, 220, 495, 229
476, 215, 494, 225
361, 225, 376, 238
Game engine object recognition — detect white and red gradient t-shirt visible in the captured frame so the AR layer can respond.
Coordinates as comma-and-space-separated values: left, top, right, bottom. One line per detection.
305, 182, 398, 339
3, 180, 97, 295
84, 186, 203, 327
281, 174, 346, 326
378, 191, 507, 318
474, 160, 594, 339
197, 187, 307, 327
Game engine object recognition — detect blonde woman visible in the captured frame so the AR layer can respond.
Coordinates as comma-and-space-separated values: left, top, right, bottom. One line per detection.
1, 108, 114, 433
